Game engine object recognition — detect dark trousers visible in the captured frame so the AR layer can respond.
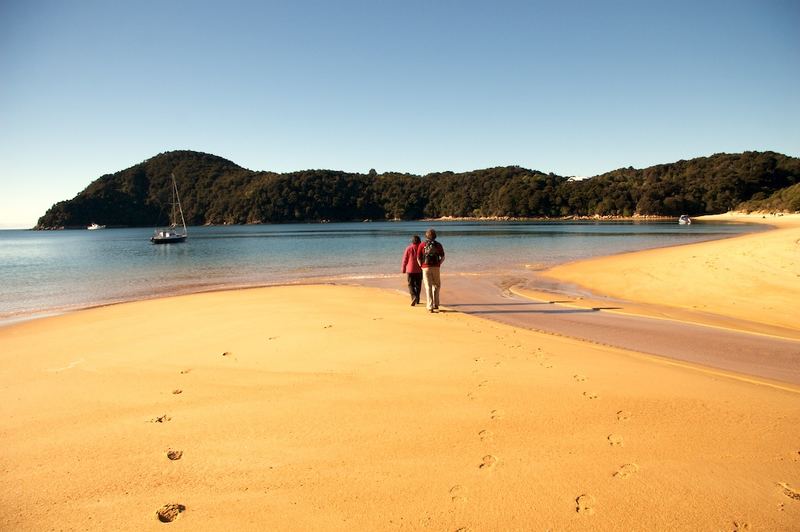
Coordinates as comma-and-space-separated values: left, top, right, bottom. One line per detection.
407, 272, 422, 303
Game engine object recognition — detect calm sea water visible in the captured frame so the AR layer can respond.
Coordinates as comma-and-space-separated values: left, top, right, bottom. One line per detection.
0, 221, 762, 321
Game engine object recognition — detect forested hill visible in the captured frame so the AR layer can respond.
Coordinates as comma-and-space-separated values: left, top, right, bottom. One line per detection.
36, 150, 800, 228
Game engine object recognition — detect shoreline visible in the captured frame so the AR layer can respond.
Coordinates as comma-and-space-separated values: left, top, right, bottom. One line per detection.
27, 213, 743, 231
0, 273, 398, 328
0, 216, 768, 327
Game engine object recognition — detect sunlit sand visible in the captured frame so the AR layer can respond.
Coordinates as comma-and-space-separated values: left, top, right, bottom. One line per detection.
541, 213, 800, 335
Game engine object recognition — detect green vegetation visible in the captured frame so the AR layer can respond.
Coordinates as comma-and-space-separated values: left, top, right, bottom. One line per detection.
573, 152, 800, 216
36, 150, 800, 229
737, 182, 800, 213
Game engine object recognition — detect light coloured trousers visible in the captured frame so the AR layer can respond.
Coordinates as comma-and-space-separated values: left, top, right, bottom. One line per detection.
422, 267, 441, 310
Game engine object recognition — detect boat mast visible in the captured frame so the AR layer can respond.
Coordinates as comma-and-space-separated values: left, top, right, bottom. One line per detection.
171, 173, 187, 232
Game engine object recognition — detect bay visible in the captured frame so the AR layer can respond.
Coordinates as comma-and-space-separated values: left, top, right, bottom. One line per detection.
0, 220, 762, 321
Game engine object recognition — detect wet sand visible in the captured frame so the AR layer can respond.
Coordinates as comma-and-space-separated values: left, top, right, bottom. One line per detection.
434, 274, 800, 386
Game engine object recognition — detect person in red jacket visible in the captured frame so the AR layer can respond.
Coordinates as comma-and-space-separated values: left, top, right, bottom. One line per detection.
401, 235, 422, 305
416, 228, 445, 313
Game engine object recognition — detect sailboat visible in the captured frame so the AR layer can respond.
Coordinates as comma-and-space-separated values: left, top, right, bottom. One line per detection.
151, 174, 188, 244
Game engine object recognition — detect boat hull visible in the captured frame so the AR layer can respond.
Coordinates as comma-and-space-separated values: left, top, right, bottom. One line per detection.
150, 235, 187, 244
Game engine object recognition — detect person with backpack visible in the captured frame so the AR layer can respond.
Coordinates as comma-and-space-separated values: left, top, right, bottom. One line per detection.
401, 235, 423, 306
416, 228, 445, 313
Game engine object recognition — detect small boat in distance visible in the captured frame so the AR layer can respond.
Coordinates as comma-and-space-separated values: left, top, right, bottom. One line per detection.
151, 174, 188, 244
87, 223, 106, 230
678, 215, 692, 225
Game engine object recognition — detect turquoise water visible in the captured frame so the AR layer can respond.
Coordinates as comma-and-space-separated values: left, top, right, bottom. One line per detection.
0, 221, 762, 320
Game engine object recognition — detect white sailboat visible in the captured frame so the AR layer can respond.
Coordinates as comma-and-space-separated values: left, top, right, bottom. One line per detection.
151, 174, 188, 244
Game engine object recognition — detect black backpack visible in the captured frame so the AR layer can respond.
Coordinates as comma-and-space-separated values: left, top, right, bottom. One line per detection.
422, 240, 442, 266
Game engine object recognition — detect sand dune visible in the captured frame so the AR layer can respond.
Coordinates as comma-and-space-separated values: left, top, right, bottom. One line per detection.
1, 283, 799, 530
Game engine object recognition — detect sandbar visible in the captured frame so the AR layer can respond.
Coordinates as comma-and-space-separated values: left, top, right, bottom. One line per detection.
540, 213, 800, 336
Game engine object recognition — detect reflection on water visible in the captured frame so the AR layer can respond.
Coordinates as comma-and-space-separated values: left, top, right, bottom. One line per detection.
0, 220, 763, 319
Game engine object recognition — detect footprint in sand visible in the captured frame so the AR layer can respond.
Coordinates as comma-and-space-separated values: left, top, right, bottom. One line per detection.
172, 389, 182, 395
323, 324, 333, 329
490, 410, 504, 420
616, 410, 631, 422
466, 391, 477, 401
613, 463, 638, 478
576, 494, 596, 515
180, 369, 191, 375
267, 336, 278, 340
477, 380, 489, 388
573, 374, 587, 382
539, 361, 553, 369
478, 429, 493, 442
473, 357, 483, 363
156, 504, 186, 523
166, 449, 183, 461
732, 521, 751, 531
221, 351, 232, 357
583, 391, 599, 400
778, 482, 800, 501
479, 455, 498, 469
150, 414, 171, 423
449, 485, 467, 503
607, 434, 624, 447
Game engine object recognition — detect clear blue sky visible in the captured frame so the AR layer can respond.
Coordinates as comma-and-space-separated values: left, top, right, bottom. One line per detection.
1, 0, 798, 227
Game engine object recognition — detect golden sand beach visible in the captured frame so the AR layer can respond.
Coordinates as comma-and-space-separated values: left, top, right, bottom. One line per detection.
1, 217, 799, 531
